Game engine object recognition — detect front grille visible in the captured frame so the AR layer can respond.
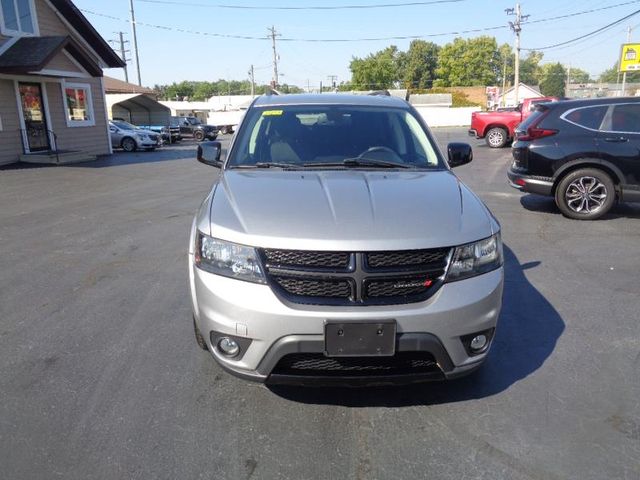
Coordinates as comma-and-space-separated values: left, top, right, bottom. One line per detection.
263, 249, 350, 270
260, 247, 451, 306
273, 276, 351, 299
148, 134, 159, 141
272, 352, 442, 377
366, 250, 448, 269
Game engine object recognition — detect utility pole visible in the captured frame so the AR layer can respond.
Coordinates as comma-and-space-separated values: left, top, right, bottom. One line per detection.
507, 4, 529, 105
248, 65, 255, 97
129, 0, 142, 86
117, 32, 130, 83
566, 63, 571, 97
268, 26, 280, 89
327, 75, 338, 91
622, 26, 633, 96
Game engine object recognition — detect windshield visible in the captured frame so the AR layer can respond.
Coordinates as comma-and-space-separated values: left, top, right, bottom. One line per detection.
187, 117, 202, 125
227, 105, 442, 169
111, 120, 136, 130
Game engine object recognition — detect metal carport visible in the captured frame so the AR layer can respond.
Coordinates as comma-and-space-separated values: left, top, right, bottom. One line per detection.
106, 94, 171, 127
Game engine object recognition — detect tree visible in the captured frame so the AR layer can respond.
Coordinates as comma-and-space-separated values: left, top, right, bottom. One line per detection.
519, 51, 544, 86
349, 45, 402, 90
567, 67, 592, 83
401, 40, 440, 89
599, 62, 640, 83
539, 63, 566, 97
434, 36, 501, 87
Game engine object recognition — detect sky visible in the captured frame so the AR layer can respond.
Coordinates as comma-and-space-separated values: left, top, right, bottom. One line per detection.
73, 0, 640, 90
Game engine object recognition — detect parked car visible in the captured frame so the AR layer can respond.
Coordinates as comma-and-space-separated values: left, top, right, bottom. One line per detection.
140, 123, 181, 144
508, 97, 640, 220
172, 116, 218, 141
109, 120, 161, 152
189, 94, 504, 386
469, 96, 558, 148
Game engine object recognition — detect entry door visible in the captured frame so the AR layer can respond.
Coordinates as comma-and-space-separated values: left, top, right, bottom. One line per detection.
18, 83, 50, 152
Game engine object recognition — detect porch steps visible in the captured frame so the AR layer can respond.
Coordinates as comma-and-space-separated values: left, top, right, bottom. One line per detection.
19, 150, 97, 165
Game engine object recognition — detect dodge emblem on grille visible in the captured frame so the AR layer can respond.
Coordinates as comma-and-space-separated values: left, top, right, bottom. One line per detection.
394, 279, 433, 289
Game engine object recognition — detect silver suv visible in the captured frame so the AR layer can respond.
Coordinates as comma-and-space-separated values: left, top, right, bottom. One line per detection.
189, 94, 503, 385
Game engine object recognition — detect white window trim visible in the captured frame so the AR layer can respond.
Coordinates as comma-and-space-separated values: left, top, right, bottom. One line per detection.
61, 81, 95, 127
0, 0, 39, 37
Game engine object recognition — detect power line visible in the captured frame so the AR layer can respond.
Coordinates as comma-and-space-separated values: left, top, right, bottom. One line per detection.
82, 1, 640, 43
524, 8, 640, 50
136, 0, 467, 10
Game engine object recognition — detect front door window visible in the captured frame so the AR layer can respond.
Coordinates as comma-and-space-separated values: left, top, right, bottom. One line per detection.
19, 83, 50, 152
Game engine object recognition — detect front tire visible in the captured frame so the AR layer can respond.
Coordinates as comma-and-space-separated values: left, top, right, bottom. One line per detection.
555, 168, 615, 220
485, 127, 508, 148
121, 137, 137, 152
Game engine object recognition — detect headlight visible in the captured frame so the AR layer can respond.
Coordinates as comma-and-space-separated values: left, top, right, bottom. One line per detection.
445, 233, 503, 282
194, 232, 265, 284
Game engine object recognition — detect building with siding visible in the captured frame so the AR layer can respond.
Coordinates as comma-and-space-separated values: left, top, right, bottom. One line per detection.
0, 0, 124, 165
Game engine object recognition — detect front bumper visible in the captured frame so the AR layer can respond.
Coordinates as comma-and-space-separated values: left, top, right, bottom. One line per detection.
190, 257, 503, 384
507, 168, 553, 196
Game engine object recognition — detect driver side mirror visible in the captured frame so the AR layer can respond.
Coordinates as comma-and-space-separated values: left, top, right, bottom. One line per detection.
447, 142, 473, 168
197, 141, 223, 168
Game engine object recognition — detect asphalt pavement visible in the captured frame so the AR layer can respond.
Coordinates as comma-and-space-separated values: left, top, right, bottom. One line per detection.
1, 131, 638, 480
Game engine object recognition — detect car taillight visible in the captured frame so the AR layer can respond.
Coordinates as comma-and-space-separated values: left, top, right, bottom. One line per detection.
517, 127, 557, 141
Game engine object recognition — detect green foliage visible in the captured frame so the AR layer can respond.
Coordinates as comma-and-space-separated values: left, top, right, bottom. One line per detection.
539, 63, 566, 97
349, 45, 403, 90
519, 51, 544, 86
568, 67, 592, 83
401, 40, 440, 89
434, 36, 502, 87
156, 80, 273, 100
599, 62, 640, 83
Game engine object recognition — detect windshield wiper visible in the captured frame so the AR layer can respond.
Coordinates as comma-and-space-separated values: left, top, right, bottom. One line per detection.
308, 158, 413, 169
232, 162, 302, 170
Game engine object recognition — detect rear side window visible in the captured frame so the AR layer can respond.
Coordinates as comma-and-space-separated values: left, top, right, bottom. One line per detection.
563, 106, 607, 130
610, 104, 640, 133
518, 107, 547, 130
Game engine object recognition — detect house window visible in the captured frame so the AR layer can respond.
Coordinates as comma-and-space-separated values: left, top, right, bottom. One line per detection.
0, 0, 36, 35
63, 83, 95, 127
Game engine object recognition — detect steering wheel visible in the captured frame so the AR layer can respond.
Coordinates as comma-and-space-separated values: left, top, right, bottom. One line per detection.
358, 146, 404, 163
359, 146, 397, 157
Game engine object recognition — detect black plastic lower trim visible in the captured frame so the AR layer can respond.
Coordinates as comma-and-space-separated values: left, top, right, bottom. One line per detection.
507, 169, 554, 196
266, 371, 446, 387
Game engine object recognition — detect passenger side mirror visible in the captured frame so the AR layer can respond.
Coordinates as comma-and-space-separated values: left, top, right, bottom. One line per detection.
447, 142, 473, 168
197, 141, 223, 168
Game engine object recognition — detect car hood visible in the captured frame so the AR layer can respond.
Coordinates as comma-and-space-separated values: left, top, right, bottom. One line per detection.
207, 170, 496, 251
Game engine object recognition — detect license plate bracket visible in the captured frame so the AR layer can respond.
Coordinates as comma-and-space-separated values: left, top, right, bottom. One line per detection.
324, 320, 396, 357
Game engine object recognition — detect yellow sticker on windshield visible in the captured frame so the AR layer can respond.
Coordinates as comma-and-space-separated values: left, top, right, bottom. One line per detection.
262, 110, 283, 116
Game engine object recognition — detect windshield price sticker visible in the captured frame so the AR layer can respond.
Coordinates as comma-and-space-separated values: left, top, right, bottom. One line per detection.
262, 110, 283, 116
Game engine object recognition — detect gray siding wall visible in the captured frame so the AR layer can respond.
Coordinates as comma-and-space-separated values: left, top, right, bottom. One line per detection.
46, 51, 83, 73
0, 79, 22, 166
46, 78, 110, 156
35, 0, 102, 66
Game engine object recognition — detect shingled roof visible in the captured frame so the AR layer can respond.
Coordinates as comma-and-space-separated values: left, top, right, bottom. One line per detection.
46, 0, 124, 68
0, 36, 103, 76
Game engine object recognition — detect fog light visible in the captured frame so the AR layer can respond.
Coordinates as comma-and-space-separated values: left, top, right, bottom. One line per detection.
470, 334, 488, 352
217, 337, 240, 357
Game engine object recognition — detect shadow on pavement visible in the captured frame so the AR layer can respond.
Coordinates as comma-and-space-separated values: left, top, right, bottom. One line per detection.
520, 194, 640, 220
268, 245, 565, 406
70, 146, 197, 168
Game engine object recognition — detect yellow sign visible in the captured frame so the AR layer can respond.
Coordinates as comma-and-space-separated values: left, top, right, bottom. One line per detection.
262, 110, 283, 116
619, 43, 640, 72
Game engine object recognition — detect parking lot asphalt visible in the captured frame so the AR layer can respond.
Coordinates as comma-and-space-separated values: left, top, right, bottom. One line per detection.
1, 131, 639, 480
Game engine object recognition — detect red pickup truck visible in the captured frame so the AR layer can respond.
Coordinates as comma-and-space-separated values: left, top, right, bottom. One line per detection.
469, 96, 558, 148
